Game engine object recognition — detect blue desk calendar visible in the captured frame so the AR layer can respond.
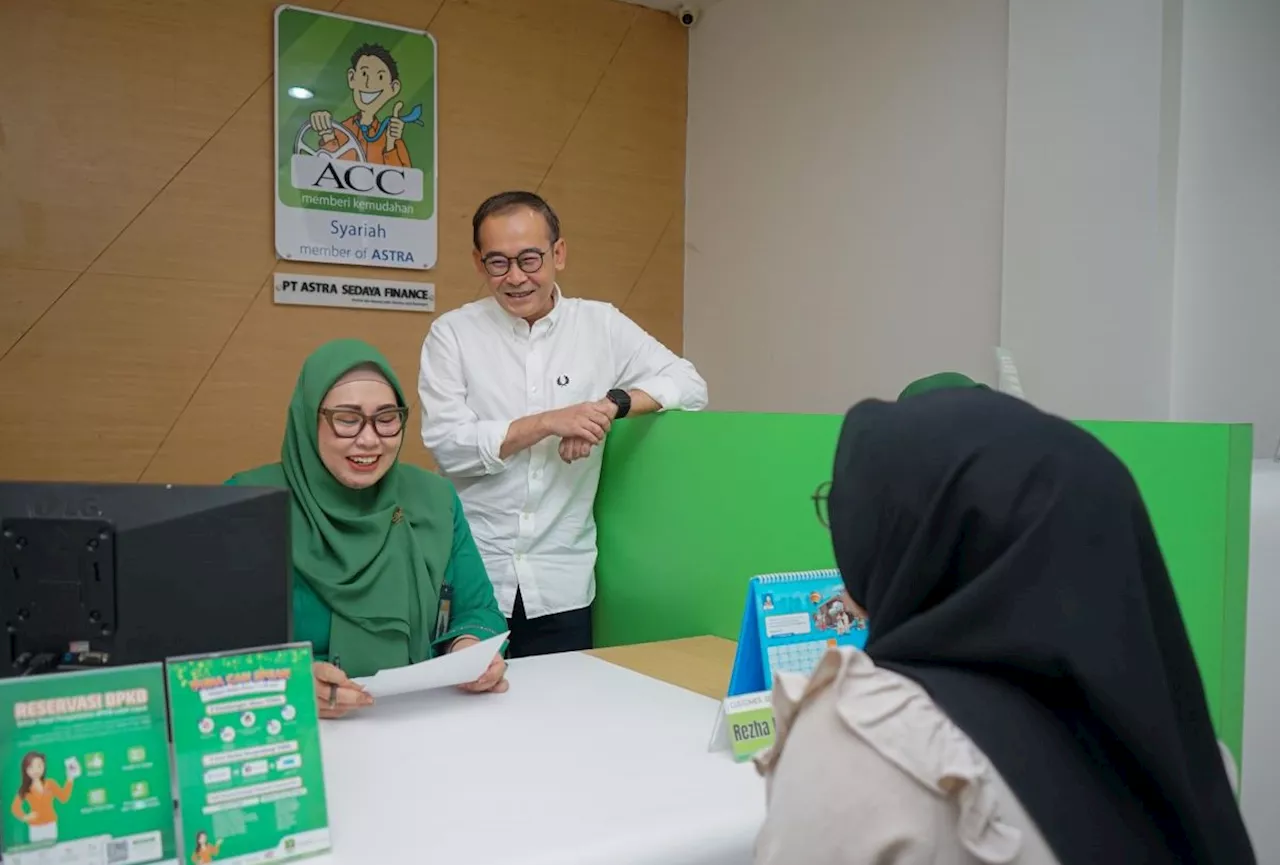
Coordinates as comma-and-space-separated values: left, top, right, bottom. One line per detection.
726, 569, 869, 697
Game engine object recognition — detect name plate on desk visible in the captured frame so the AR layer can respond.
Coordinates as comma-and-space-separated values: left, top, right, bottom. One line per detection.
166, 643, 331, 865
721, 692, 776, 762
0, 664, 177, 865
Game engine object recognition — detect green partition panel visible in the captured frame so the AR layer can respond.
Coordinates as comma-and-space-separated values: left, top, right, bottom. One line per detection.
594, 412, 1252, 759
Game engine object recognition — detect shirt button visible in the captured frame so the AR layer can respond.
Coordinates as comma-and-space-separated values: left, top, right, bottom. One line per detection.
531, 386, 537, 392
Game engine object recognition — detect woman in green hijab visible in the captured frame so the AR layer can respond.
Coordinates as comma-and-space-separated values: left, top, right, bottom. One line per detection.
228, 339, 508, 718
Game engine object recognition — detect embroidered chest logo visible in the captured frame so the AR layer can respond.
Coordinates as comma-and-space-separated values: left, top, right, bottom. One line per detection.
392, 507, 404, 525
556, 375, 570, 387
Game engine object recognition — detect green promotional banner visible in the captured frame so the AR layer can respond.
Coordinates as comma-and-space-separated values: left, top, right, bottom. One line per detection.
167, 644, 330, 865
0, 664, 176, 865
274, 5, 438, 270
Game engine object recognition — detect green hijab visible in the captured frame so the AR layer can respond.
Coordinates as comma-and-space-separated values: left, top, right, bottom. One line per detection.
898, 371, 986, 400
234, 339, 444, 676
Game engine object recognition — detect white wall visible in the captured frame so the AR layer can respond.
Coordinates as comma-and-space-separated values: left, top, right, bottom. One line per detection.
1247, 462, 1280, 865
1170, 0, 1280, 458
999, 0, 1178, 421
1176, 0, 1280, 852
685, 0, 1280, 440
683, 0, 1009, 413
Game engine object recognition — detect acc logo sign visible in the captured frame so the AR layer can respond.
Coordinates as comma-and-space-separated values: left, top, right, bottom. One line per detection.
288, 154, 425, 203
309, 162, 406, 196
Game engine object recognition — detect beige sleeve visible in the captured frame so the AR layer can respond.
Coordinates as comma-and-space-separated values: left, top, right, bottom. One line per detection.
755, 685, 953, 865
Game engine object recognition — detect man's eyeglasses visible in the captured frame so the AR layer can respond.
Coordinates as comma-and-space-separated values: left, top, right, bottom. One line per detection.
481, 248, 548, 278
319, 407, 407, 439
813, 481, 831, 527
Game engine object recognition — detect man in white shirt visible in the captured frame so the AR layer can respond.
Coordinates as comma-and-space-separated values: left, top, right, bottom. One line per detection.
418, 191, 708, 657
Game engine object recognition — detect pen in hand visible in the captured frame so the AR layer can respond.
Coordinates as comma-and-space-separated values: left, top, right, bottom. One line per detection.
312, 655, 374, 719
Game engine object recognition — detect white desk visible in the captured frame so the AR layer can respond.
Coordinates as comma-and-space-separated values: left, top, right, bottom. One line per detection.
311, 651, 764, 865
1243, 460, 1280, 862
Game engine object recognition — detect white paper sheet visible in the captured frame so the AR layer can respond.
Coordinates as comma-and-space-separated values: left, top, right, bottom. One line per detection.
352, 631, 509, 698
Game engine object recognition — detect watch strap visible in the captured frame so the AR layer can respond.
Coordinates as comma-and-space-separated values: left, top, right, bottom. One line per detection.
606, 388, 631, 419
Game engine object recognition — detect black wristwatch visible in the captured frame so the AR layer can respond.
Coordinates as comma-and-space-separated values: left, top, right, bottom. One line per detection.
605, 388, 631, 419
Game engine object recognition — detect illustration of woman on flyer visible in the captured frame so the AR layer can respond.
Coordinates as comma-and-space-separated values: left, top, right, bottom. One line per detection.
191, 830, 222, 863
10, 751, 78, 844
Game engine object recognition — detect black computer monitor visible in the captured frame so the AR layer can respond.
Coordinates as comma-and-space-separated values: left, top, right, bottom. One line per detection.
0, 482, 292, 678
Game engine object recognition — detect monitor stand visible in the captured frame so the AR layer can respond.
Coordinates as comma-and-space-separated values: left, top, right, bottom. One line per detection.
1, 517, 118, 677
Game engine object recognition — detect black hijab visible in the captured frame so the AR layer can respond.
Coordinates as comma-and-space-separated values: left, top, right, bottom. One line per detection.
828, 388, 1254, 864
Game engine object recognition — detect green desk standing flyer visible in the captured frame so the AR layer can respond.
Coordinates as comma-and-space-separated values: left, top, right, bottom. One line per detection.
0, 663, 176, 865
166, 644, 330, 865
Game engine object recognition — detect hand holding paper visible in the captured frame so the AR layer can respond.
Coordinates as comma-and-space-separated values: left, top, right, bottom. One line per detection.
454, 636, 509, 694
353, 632, 509, 699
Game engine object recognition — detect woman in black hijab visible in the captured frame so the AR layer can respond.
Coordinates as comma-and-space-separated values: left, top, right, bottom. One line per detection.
755, 388, 1253, 864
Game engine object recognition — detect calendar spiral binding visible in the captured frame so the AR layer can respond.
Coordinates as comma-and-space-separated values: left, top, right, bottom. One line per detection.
754, 568, 841, 584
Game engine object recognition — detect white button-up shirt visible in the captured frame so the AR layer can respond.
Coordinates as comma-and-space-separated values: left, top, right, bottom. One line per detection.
418, 288, 709, 618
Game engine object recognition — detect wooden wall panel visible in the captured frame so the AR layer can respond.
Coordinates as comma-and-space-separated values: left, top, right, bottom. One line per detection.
432, 0, 637, 263
0, 0, 687, 484
89, 88, 279, 285
542, 9, 688, 308
0, 274, 258, 481
0, 268, 78, 355
623, 207, 685, 353
0, 0, 340, 270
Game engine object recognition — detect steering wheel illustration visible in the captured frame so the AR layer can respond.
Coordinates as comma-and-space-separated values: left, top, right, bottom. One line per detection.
294, 117, 367, 163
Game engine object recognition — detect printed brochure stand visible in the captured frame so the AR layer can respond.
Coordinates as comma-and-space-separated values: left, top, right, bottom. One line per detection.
0, 663, 178, 865
166, 643, 331, 865
708, 570, 868, 761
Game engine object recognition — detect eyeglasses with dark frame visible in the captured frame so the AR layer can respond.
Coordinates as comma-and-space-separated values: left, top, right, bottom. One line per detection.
319, 407, 408, 439
812, 481, 831, 527
481, 248, 549, 278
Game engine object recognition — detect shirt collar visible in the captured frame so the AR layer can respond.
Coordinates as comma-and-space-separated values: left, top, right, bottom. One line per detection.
493, 284, 565, 335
